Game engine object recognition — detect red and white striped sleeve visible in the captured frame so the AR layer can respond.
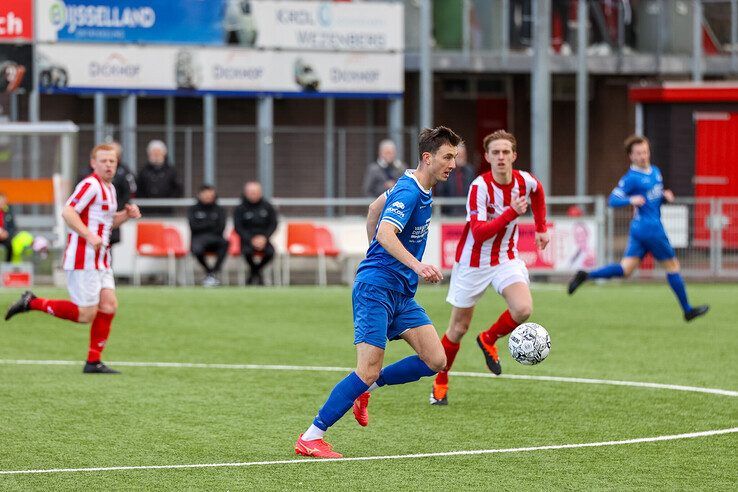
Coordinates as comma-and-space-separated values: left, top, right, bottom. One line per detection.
66, 179, 97, 213
466, 177, 488, 222
521, 171, 547, 233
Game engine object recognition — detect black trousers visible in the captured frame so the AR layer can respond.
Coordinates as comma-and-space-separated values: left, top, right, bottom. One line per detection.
191, 234, 228, 274
242, 241, 275, 276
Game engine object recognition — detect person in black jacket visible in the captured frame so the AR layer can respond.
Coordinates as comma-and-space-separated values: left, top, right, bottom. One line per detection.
0, 192, 16, 262
136, 140, 181, 215
77, 141, 137, 245
188, 185, 228, 287
233, 181, 278, 285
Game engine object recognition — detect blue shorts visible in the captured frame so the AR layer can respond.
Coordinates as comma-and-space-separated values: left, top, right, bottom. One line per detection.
624, 228, 676, 261
352, 282, 432, 350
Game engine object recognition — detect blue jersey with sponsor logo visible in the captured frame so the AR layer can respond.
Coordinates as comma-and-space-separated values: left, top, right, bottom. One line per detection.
355, 171, 433, 297
609, 165, 666, 235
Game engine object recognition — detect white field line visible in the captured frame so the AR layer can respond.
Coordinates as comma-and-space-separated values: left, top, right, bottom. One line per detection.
1, 428, 736, 476
1, 359, 737, 398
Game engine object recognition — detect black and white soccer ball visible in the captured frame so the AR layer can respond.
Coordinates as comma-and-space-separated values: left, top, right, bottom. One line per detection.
508, 323, 550, 365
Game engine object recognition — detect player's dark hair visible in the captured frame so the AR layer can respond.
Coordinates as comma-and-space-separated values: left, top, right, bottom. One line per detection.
483, 129, 516, 153
418, 126, 462, 159
198, 184, 215, 193
624, 134, 649, 155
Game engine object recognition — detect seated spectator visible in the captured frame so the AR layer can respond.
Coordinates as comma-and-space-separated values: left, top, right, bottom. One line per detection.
233, 181, 278, 286
188, 185, 228, 287
362, 139, 406, 197
136, 140, 181, 215
77, 140, 136, 246
434, 143, 476, 216
0, 192, 16, 262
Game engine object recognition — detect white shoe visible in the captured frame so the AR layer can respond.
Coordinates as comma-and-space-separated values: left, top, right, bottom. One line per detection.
202, 275, 220, 287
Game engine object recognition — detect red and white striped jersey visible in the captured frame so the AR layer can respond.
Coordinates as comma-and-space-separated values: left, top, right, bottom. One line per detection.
62, 174, 117, 270
455, 170, 547, 267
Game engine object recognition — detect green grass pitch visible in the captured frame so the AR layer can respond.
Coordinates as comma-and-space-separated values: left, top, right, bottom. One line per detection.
0, 283, 736, 490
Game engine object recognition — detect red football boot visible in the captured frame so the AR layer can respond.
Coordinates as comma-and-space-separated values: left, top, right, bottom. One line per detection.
294, 434, 343, 458
353, 392, 371, 427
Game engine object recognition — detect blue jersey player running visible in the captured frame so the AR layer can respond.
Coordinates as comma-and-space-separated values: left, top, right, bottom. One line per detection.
568, 135, 708, 322
295, 126, 462, 458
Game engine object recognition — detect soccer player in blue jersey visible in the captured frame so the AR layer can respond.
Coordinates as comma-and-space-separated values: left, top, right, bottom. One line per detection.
568, 135, 708, 322
295, 126, 462, 458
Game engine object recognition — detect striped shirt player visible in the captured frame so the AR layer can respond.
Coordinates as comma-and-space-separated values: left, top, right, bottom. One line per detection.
431, 130, 550, 406
4, 143, 142, 374
453, 169, 546, 270
568, 135, 708, 322
296, 126, 462, 458
63, 173, 117, 272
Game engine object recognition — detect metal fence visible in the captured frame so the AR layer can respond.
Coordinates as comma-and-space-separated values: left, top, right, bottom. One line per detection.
608, 197, 738, 278
74, 124, 420, 201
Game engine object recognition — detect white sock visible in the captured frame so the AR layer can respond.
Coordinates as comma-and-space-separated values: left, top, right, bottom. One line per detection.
367, 382, 379, 393
302, 424, 325, 441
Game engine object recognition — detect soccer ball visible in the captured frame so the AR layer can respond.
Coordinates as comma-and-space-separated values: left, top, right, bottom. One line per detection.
508, 323, 550, 365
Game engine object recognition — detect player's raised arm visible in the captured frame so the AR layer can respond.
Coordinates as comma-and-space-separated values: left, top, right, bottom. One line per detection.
376, 221, 442, 283
609, 176, 643, 207
468, 181, 524, 243
366, 192, 387, 243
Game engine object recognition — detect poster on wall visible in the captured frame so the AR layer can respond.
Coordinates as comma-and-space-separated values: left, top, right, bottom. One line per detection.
440, 219, 598, 272
35, 0, 404, 51
35, 43, 404, 96
0, 0, 33, 42
0, 44, 32, 93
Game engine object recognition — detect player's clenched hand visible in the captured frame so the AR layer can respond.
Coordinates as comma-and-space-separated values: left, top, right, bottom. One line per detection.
125, 203, 142, 218
630, 195, 646, 206
663, 189, 675, 203
511, 196, 528, 215
535, 231, 550, 250
414, 262, 443, 283
86, 232, 103, 251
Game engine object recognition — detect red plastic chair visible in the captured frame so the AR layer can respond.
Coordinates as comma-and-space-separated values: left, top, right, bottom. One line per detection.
284, 223, 341, 285
133, 222, 187, 286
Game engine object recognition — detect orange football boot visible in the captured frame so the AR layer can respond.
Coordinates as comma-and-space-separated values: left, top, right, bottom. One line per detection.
476, 333, 502, 375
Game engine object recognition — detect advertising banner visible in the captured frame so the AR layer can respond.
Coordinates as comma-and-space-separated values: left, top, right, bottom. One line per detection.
0, 44, 32, 93
36, 0, 224, 45
35, 1, 404, 51
0, 0, 33, 42
251, 0, 403, 51
35, 43, 403, 96
440, 219, 598, 272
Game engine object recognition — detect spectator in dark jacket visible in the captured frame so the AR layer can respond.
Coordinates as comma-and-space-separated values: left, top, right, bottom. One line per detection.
233, 181, 278, 285
362, 139, 406, 197
188, 185, 228, 287
0, 192, 16, 262
434, 143, 476, 215
77, 141, 137, 245
136, 140, 181, 215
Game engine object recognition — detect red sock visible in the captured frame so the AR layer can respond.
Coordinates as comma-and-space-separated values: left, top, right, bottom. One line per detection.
435, 334, 461, 386
29, 298, 80, 322
481, 310, 519, 346
87, 311, 114, 363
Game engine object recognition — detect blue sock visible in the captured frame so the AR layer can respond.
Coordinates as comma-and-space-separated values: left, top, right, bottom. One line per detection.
313, 372, 369, 431
375, 355, 436, 387
666, 272, 692, 313
588, 263, 624, 280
